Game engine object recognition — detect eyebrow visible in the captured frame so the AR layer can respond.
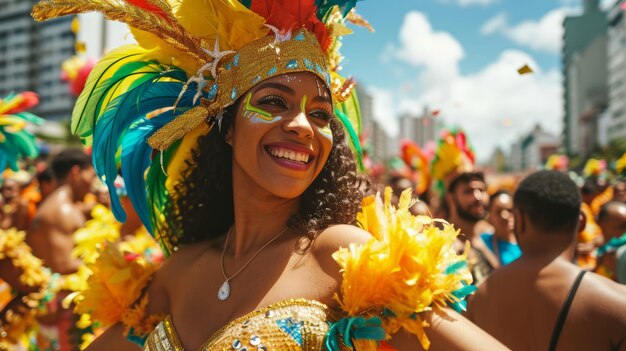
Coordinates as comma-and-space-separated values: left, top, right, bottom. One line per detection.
254, 82, 295, 95
311, 94, 332, 104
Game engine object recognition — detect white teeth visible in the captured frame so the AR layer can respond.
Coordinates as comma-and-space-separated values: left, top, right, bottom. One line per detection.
268, 147, 310, 163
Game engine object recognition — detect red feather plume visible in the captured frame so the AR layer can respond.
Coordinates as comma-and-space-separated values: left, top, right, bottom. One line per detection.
125, 0, 171, 21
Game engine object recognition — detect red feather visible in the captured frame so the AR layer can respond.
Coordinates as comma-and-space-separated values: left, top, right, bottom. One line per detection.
8, 92, 39, 114
125, 0, 171, 21
250, 0, 330, 51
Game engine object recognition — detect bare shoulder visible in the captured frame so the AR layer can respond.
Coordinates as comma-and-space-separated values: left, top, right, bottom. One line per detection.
306, 224, 372, 281
311, 224, 372, 255
581, 272, 626, 317
154, 241, 215, 282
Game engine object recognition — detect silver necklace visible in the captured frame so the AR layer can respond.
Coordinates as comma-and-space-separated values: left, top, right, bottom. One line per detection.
218, 226, 288, 301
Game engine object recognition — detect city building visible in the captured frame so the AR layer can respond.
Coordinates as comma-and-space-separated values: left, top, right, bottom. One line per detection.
607, 0, 626, 143
398, 107, 440, 148
509, 125, 560, 171
562, 0, 608, 156
355, 85, 390, 163
0, 4, 132, 121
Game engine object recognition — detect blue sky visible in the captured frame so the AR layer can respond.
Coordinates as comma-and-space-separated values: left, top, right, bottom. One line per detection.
336, 0, 615, 161
86, 0, 615, 161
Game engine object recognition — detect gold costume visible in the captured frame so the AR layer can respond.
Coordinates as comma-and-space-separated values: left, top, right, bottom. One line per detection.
144, 299, 346, 351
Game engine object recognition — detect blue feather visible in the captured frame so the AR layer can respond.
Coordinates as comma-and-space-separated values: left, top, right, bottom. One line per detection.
121, 113, 174, 234
94, 71, 200, 222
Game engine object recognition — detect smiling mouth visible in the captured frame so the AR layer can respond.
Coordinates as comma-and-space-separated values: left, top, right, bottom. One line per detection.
265, 146, 312, 164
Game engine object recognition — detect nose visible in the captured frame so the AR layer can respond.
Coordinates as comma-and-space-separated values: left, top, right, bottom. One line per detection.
283, 110, 313, 139
472, 188, 483, 201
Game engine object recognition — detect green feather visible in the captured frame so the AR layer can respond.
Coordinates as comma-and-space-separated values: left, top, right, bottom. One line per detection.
72, 46, 146, 138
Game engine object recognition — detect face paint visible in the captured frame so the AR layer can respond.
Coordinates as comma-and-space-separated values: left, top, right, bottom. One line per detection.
317, 124, 333, 141
243, 93, 282, 124
300, 95, 333, 141
300, 95, 307, 114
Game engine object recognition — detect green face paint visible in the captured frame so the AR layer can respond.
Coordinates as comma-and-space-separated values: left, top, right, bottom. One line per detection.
243, 93, 282, 124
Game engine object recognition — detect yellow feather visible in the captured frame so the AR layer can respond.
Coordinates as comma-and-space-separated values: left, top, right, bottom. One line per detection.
334, 187, 474, 349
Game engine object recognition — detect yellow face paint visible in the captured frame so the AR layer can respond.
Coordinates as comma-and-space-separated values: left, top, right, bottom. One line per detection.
318, 125, 333, 140
243, 93, 281, 124
300, 95, 307, 114
301, 95, 332, 141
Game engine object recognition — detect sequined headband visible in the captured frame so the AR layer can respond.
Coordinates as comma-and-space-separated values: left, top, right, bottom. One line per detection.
148, 29, 332, 150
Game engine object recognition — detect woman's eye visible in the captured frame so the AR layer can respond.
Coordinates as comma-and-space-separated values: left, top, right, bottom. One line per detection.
310, 110, 332, 121
257, 95, 287, 108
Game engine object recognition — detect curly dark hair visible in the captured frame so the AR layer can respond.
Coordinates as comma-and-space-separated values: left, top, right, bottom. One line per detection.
162, 102, 368, 251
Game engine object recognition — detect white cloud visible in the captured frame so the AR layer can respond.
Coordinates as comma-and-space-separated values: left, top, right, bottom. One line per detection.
481, 13, 507, 35
413, 50, 562, 161
437, 0, 499, 6
372, 13, 563, 161
457, 0, 499, 6
481, 9, 566, 54
395, 11, 464, 88
600, 0, 618, 10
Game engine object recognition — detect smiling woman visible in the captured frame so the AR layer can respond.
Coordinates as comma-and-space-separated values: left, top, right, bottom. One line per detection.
31, 0, 509, 350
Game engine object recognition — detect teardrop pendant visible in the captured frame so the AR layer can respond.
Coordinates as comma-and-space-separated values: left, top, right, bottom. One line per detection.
218, 280, 230, 301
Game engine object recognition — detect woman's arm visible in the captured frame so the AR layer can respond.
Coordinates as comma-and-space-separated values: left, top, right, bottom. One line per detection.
84, 323, 141, 351
387, 309, 510, 351
85, 255, 171, 351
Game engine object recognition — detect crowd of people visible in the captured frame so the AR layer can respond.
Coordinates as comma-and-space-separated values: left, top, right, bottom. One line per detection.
1, 0, 626, 350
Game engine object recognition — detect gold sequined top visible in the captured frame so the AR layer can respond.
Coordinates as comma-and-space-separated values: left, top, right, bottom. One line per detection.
143, 298, 351, 351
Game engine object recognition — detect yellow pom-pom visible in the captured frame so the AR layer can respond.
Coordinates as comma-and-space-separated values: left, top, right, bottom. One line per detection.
334, 187, 473, 349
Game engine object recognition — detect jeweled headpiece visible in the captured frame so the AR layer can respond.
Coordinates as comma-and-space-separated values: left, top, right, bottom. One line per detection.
32, 0, 371, 255
430, 128, 477, 195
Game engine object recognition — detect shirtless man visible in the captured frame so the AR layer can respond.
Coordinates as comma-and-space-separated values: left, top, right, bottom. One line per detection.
28, 148, 95, 275
27, 148, 95, 350
468, 171, 626, 351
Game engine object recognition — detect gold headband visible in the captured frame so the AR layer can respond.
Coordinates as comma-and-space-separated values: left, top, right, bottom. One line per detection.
148, 29, 332, 150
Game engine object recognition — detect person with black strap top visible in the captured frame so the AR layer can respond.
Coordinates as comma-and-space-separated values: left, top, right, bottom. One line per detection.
467, 170, 626, 351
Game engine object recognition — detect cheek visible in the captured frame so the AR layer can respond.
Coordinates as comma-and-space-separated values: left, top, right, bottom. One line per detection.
248, 113, 283, 125
315, 126, 333, 161
316, 125, 333, 142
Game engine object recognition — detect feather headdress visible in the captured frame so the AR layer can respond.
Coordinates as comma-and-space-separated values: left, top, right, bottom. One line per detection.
32, 0, 371, 255
583, 158, 607, 180
544, 154, 569, 172
0, 92, 44, 176
389, 140, 432, 196
430, 128, 477, 195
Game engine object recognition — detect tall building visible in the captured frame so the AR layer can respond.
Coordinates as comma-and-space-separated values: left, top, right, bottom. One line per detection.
0, 4, 132, 121
0, 0, 74, 120
355, 85, 389, 163
562, 0, 608, 156
607, 0, 626, 143
398, 107, 439, 148
509, 125, 559, 171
